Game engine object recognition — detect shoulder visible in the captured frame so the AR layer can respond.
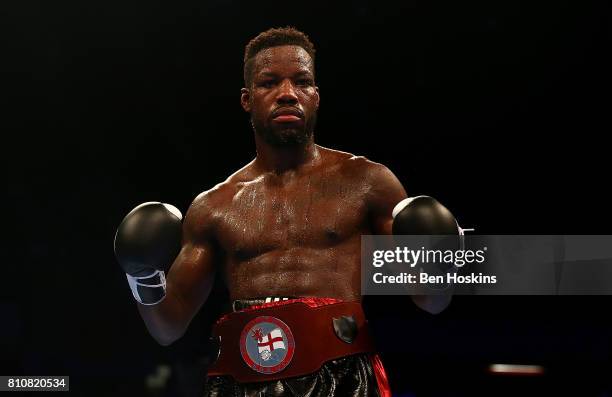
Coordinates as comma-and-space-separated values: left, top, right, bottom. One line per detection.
329, 150, 407, 214
318, 146, 373, 176
319, 146, 397, 183
326, 150, 407, 208
184, 160, 259, 233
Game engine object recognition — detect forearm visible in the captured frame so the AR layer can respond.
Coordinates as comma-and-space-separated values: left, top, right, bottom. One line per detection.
135, 287, 191, 345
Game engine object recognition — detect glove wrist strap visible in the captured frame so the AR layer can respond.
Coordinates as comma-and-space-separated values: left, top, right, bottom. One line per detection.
126, 270, 166, 305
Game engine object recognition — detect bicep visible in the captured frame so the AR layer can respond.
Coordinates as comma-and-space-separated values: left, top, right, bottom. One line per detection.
165, 197, 219, 318
367, 163, 408, 235
165, 240, 217, 316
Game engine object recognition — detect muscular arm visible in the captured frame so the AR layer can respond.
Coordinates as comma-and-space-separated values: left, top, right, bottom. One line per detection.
366, 161, 407, 235
366, 161, 452, 314
136, 197, 217, 345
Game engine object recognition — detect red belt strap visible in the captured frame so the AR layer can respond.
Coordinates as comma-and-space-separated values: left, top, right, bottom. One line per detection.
207, 300, 375, 383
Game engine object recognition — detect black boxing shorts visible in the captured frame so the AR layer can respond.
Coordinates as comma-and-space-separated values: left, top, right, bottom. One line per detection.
204, 297, 391, 397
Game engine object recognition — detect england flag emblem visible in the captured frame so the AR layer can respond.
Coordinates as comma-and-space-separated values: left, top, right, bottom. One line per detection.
240, 316, 295, 374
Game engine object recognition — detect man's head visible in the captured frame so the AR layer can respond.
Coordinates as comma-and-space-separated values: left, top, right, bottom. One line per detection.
241, 27, 320, 147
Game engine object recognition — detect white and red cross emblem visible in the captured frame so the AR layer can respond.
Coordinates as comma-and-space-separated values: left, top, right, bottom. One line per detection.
239, 316, 295, 374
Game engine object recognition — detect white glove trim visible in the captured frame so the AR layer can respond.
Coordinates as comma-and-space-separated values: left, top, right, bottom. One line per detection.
126, 270, 167, 305
392, 196, 429, 219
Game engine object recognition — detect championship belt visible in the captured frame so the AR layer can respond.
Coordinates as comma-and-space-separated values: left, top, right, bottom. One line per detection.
207, 298, 376, 383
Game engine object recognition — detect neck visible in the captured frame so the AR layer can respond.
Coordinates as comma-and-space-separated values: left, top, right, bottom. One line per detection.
254, 134, 319, 174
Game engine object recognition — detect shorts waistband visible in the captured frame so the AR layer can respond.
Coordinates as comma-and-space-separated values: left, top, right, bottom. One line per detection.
232, 296, 295, 312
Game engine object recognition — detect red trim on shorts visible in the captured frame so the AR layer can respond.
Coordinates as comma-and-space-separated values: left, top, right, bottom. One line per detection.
370, 354, 392, 397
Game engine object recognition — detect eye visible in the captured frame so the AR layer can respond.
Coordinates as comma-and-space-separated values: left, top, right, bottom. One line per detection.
259, 80, 275, 88
296, 79, 313, 87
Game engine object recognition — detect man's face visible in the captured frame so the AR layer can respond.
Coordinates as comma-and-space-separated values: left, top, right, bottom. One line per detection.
241, 45, 320, 147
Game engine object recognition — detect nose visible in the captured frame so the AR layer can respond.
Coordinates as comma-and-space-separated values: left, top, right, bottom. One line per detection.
276, 79, 298, 105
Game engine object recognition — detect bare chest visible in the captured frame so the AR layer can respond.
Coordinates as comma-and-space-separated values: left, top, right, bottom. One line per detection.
215, 173, 369, 258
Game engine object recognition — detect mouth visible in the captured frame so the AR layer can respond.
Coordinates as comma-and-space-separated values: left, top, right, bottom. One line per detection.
271, 108, 304, 123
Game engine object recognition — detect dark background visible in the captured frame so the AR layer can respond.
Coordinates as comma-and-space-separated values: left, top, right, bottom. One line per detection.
2, 0, 611, 396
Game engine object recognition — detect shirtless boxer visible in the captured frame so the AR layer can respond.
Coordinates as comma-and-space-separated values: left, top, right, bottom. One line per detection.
115, 27, 459, 396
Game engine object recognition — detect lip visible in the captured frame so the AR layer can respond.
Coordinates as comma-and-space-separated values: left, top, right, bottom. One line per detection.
271, 107, 304, 122
273, 115, 302, 122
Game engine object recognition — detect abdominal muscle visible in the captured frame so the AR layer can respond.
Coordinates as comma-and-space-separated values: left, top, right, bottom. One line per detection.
224, 245, 362, 302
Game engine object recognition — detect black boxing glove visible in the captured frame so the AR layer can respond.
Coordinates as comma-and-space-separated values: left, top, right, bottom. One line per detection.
391, 195, 460, 235
114, 202, 182, 305
392, 196, 463, 289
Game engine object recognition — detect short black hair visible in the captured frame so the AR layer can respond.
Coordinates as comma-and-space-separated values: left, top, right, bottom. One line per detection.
243, 26, 316, 87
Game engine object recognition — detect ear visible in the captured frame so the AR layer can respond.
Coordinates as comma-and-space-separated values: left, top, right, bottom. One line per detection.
240, 88, 251, 112
314, 86, 320, 110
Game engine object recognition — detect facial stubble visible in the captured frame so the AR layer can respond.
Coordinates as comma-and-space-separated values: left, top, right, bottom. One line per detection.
251, 111, 317, 147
